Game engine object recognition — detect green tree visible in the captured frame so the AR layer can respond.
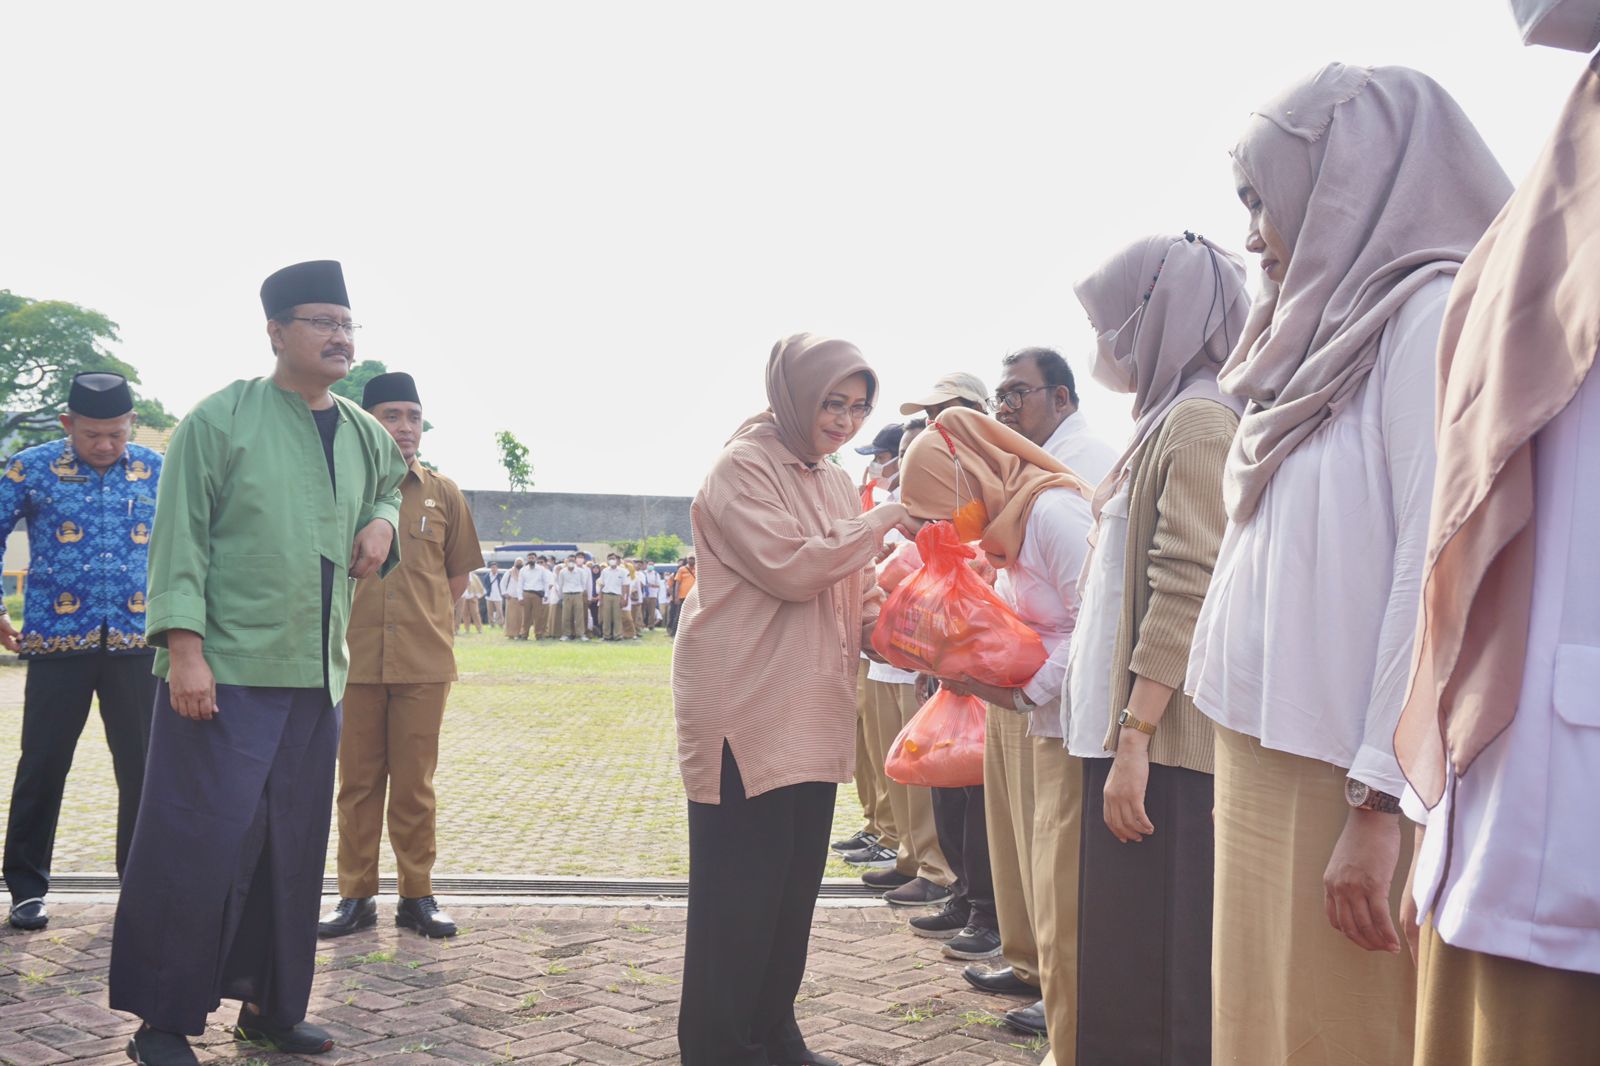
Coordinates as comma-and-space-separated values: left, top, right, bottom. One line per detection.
612, 533, 687, 563
329, 359, 391, 405
0, 290, 174, 442
495, 430, 533, 492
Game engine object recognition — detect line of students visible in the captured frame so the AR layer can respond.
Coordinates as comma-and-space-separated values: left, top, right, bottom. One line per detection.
478, 552, 684, 641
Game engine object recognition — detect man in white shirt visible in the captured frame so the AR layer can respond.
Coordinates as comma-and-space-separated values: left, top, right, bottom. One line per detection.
523, 556, 550, 640
556, 555, 590, 641
994, 346, 1118, 483
484, 563, 504, 628
597, 553, 627, 641
641, 565, 662, 630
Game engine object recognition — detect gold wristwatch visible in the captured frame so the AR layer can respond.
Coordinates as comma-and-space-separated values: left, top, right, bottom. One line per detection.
1117, 708, 1157, 736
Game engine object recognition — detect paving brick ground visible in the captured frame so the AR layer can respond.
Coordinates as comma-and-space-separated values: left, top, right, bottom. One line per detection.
0, 901, 1047, 1065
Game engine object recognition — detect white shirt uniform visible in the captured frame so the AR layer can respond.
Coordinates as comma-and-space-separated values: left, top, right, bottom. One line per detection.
557, 565, 589, 595
1402, 361, 1600, 977
522, 564, 545, 596
1186, 276, 1448, 797
1042, 411, 1119, 487
485, 571, 504, 604
543, 574, 563, 606
598, 565, 627, 596
1064, 483, 1131, 757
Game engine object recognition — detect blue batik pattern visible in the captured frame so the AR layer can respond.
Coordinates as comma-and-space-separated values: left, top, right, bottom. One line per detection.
0, 438, 163, 658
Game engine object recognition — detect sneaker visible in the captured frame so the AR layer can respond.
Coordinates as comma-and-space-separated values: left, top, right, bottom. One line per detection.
831, 829, 877, 853
839, 843, 898, 868
860, 868, 914, 889
908, 901, 969, 939
942, 925, 1003, 960
883, 877, 954, 908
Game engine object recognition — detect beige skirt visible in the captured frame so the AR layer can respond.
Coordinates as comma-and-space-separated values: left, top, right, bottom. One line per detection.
1212, 726, 1415, 1065
1416, 921, 1600, 1064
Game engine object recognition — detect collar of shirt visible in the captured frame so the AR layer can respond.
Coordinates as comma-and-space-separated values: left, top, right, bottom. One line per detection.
1041, 411, 1089, 457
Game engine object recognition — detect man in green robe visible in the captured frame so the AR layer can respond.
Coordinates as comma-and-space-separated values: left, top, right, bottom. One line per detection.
110, 260, 408, 1066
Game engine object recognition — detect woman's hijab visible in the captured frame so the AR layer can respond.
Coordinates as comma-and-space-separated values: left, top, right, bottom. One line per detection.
899, 407, 1093, 568
1220, 63, 1513, 521
731, 332, 876, 464
1075, 232, 1249, 515
1397, 52, 1600, 807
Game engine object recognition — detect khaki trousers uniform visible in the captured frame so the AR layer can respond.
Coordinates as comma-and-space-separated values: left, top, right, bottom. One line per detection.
503, 592, 523, 639
601, 592, 625, 639
852, 660, 892, 843
337, 681, 451, 898
622, 601, 638, 639
1031, 738, 1082, 1063
869, 678, 952, 884
642, 598, 658, 629
984, 704, 1040, 987
546, 600, 560, 636
526, 591, 546, 639
857, 666, 902, 854
561, 592, 586, 638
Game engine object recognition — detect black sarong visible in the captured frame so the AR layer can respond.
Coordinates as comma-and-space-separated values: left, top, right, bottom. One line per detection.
108, 681, 339, 1035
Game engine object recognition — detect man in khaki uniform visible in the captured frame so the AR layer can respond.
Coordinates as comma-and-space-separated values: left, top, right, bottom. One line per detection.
319, 371, 482, 940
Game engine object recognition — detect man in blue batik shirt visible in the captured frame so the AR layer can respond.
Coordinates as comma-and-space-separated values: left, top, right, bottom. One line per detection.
0, 372, 162, 931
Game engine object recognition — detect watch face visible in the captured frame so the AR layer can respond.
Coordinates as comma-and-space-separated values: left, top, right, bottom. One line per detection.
1117, 709, 1130, 726
1345, 778, 1369, 807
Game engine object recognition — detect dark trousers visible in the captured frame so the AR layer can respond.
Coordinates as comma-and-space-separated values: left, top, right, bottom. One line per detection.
680, 744, 835, 1066
931, 784, 996, 930
3, 651, 155, 902
668, 601, 684, 636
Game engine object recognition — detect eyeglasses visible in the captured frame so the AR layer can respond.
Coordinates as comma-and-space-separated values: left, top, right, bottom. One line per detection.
821, 399, 874, 420
291, 316, 362, 337
988, 385, 1045, 412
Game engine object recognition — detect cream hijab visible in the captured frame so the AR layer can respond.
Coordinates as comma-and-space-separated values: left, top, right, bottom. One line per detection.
1397, 54, 1600, 807
899, 407, 1093, 569
731, 332, 876, 463
1220, 63, 1512, 521
1075, 232, 1249, 515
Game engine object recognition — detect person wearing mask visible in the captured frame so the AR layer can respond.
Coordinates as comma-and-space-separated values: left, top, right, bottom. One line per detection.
587, 559, 603, 636
1395, 8, 1600, 1061
524, 555, 550, 640
641, 563, 662, 629
598, 552, 627, 640
899, 408, 1096, 1058
110, 260, 407, 1064
1, 373, 162, 932
620, 560, 640, 640
1066, 233, 1248, 1064
1184, 65, 1510, 1064
653, 566, 671, 631
502, 559, 525, 640
322, 371, 482, 942
543, 559, 563, 637
669, 556, 696, 636
674, 333, 908, 1066
484, 562, 504, 628
557, 555, 590, 641
960, 348, 1116, 1037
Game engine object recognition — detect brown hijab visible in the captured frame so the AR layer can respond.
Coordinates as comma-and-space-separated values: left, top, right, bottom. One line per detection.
1396, 54, 1600, 807
899, 407, 1093, 568
732, 332, 876, 463
1076, 232, 1249, 515
1220, 63, 1512, 521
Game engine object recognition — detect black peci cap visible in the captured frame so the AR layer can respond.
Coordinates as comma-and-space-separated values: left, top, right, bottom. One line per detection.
362, 371, 421, 409
67, 371, 134, 419
260, 260, 350, 318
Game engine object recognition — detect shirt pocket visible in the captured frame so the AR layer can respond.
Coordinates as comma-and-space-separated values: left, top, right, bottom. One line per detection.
409, 514, 447, 560
1553, 643, 1600, 727
212, 553, 288, 631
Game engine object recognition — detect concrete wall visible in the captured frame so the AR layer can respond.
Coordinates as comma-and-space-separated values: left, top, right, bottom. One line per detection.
464, 490, 692, 548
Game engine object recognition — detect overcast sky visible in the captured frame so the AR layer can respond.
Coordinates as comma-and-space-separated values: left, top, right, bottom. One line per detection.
3, 2, 1586, 497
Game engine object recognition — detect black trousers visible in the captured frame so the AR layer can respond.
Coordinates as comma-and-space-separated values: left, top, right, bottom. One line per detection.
3, 651, 155, 902
679, 744, 835, 1066
668, 602, 684, 636
931, 784, 996, 930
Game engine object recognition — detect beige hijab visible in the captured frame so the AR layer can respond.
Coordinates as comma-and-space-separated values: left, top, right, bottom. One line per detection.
1075, 232, 1249, 515
1220, 63, 1512, 521
1396, 55, 1600, 807
732, 332, 876, 463
899, 407, 1093, 568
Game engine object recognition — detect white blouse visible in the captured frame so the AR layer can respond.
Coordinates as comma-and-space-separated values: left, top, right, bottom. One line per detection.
1403, 360, 1600, 977
1186, 276, 1449, 798
1064, 484, 1130, 758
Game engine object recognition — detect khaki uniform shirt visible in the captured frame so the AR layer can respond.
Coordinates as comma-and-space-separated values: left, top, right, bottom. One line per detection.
347, 462, 483, 684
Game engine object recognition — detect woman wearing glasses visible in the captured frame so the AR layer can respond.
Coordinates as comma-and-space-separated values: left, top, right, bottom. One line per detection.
1184, 64, 1510, 1062
673, 333, 909, 1066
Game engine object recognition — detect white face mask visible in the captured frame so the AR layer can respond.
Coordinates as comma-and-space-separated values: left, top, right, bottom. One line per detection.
867, 460, 886, 479
1091, 303, 1144, 393
1511, 0, 1600, 50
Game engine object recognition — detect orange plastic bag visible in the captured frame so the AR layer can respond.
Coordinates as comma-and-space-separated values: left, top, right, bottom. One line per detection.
871, 521, 1047, 687
875, 540, 924, 593
884, 687, 987, 787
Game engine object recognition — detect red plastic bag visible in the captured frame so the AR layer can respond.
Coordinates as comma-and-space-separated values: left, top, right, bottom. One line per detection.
875, 540, 924, 593
884, 687, 987, 787
871, 521, 1047, 688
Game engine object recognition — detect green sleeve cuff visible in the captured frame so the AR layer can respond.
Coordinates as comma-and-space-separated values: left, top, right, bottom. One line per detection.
145, 590, 209, 645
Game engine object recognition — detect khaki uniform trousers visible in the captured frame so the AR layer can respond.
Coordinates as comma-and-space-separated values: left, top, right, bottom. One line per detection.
642, 599, 658, 629
545, 600, 560, 637
336, 682, 450, 899
503, 594, 524, 640
526, 592, 547, 639
560, 592, 586, 638
852, 660, 894, 844
868, 679, 952, 884
622, 601, 638, 639
1030, 740, 1082, 1064
601, 592, 625, 639
984, 704, 1040, 987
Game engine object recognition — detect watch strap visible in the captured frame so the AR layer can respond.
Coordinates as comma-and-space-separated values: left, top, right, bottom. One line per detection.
1118, 708, 1157, 736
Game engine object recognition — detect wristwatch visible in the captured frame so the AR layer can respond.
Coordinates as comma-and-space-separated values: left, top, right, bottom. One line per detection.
1117, 708, 1157, 736
1011, 689, 1036, 713
1344, 778, 1402, 814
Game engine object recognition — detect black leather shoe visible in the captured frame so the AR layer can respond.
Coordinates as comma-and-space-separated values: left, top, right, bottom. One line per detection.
125, 1024, 198, 1065
883, 877, 954, 908
317, 896, 376, 938
8, 897, 47, 931
962, 964, 1038, 996
396, 895, 457, 938
1003, 999, 1047, 1037
860, 868, 913, 889
234, 1008, 334, 1054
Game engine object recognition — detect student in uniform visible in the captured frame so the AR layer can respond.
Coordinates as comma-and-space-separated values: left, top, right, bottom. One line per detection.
502, 559, 525, 640
109, 260, 408, 1065
320, 371, 482, 942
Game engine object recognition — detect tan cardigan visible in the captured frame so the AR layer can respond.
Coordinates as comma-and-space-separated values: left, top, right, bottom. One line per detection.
1102, 399, 1237, 773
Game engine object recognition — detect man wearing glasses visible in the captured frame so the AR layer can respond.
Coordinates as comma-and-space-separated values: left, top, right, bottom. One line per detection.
991, 347, 1117, 478
109, 260, 408, 1066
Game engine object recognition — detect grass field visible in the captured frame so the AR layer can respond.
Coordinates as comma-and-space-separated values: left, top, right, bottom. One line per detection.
0, 628, 874, 880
